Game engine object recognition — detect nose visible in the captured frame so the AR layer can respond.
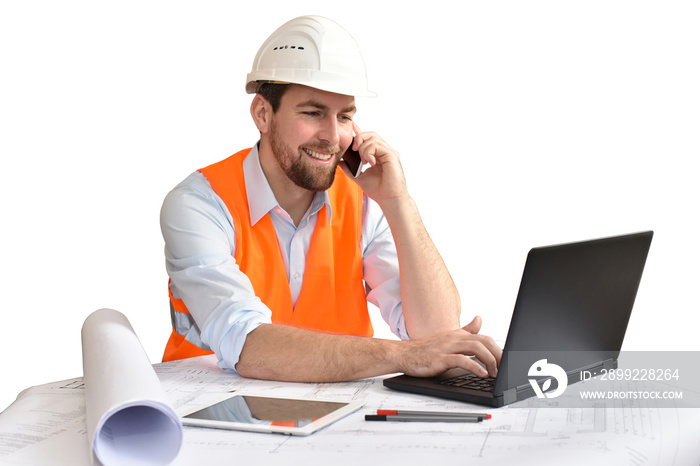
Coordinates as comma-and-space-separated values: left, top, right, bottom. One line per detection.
317, 115, 340, 146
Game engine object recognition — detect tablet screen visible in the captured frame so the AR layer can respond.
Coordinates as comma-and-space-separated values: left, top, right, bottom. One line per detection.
181, 394, 363, 435
185, 395, 348, 427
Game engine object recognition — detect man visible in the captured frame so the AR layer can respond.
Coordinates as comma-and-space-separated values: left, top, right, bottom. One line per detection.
161, 16, 501, 382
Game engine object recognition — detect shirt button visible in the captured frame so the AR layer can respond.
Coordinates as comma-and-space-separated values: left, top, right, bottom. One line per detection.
293, 272, 300, 280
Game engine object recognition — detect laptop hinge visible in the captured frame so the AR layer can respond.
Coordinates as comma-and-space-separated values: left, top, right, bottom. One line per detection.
602, 357, 617, 370
503, 388, 517, 405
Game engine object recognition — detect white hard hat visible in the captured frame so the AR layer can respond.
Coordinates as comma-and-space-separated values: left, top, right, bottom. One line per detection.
246, 16, 376, 97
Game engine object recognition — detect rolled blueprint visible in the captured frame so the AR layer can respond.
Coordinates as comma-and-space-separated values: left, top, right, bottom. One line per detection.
81, 309, 182, 465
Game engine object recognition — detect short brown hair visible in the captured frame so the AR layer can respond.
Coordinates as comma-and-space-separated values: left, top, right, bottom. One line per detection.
256, 82, 290, 112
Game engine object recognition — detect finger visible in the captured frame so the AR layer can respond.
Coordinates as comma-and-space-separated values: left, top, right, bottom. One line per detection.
469, 344, 499, 377
360, 141, 378, 166
445, 354, 489, 378
462, 316, 482, 335
482, 336, 503, 369
351, 122, 363, 150
352, 121, 362, 136
449, 336, 499, 377
471, 335, 502, 376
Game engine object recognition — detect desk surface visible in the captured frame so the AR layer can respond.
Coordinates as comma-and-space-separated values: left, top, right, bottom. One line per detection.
1, 355, 699, 465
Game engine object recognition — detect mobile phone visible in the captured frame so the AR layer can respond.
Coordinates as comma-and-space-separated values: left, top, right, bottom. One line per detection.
342, 138, 362, 178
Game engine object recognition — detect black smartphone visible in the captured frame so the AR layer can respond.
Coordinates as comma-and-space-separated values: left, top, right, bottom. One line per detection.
342, 138, 362, 178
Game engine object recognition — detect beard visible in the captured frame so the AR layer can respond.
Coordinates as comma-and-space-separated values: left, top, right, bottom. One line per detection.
269, 119, 340, 192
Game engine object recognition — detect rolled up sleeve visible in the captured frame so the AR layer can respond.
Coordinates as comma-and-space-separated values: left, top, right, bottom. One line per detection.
361, 196, 410, 340
161, 172, 272, 371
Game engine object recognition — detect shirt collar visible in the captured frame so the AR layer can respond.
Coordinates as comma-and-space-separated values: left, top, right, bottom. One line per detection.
243, 143, 333, 226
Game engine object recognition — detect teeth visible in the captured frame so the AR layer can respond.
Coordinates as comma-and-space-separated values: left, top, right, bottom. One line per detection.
304, 148, 333, 161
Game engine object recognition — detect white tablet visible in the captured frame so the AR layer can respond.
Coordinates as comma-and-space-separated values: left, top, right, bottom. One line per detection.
180, 393, 365, 436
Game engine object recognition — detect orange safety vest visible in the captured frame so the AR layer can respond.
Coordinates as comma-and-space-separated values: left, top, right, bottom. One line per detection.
163, 148, 372, 362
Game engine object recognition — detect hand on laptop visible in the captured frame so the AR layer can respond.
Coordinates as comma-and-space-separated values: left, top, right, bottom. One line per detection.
399, 316, 502, 379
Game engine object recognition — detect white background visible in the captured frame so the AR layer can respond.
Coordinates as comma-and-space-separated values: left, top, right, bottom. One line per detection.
1, 1, 698, 412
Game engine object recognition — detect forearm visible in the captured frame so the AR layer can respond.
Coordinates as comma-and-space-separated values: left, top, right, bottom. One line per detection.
235, 324, 404, 382
342, 126, 460, 338
236, 322, 502, 382
380, 195, 461, 339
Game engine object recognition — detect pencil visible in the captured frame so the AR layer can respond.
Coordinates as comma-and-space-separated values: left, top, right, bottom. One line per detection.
377, 409, 491, 420
365, 414, 484, 423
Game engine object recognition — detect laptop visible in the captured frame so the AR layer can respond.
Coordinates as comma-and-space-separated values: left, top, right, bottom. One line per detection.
383, 231, 654, 407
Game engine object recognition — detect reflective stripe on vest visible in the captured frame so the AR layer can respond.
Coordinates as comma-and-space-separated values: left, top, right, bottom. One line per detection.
169, 294, 210, 351
163, 148, 372, 362
163, 283, 213, 362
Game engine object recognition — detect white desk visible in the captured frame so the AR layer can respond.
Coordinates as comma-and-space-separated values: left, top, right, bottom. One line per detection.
1, 355, 699, 465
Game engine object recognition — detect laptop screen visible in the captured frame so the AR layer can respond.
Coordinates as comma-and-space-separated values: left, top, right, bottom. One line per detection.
494, 231, 653, 394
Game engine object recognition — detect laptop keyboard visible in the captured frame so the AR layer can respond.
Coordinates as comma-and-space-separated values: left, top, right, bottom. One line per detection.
440, 372, 496, 392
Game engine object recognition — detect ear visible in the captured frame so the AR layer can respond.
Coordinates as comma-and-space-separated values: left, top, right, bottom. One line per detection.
250, 94, 272, 134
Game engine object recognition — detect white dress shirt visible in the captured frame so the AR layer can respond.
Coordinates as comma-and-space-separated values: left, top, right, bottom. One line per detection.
160, 145, 408, 372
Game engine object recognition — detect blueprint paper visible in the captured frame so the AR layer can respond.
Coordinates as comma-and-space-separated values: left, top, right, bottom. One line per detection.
81, 309, 182, 465
1, 355, 699, 465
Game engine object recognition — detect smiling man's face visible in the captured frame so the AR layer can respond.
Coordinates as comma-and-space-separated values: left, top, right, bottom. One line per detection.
267, 84, 356, 192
